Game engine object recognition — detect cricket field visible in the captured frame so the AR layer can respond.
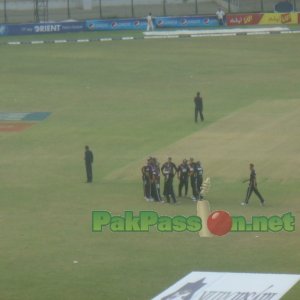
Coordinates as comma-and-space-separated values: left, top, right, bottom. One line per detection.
0, 31, 300, 299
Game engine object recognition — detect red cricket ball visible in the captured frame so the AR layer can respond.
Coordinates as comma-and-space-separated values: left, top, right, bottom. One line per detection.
207, 210, 232, 236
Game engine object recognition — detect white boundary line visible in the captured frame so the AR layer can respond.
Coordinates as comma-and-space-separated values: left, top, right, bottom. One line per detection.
1, 29, 300, 46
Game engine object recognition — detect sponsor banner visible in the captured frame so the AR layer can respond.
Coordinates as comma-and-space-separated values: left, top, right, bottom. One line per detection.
0, 112, 51, 121
6, 22, 85, 36
227, 13, 298, 26
0, 112, 51, 133
86, 18, 146, 31
23, 112, 51, 121
86, 16, 218, 31
152, 271, 300, 300
298, 12, 300, 24
0, 112, 30, 121
0, 123, 34, 132
226, 14, 263, 26
155, 16, 218, 28
260, 13, 298, 25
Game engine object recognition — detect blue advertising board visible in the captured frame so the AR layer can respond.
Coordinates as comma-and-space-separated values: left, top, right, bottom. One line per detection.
86, 16, 219, 31
5, 22, 85, 36
0, 16, 219, 37
86, 19, 147, 31
154, 16, 219, 28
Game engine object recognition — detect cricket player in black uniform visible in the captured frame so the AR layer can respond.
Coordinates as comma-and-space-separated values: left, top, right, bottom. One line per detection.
177, 159, 189, 197
150, 157, 162, 202
194, 92, 204, 123
241, 163, 265, 206
195, 161, 204, 199
189, 158, 199, 201
142, 159, 153, 201
84, 145, 94, 183
161, 157, 177, 203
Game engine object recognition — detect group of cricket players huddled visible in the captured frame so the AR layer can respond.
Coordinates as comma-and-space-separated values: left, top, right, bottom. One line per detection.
141, 156, 208, 204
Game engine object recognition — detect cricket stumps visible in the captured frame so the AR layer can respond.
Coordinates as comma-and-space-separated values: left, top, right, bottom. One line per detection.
197, 177, 213, 237
197, 200, 213, 237
200, 177, 211, 198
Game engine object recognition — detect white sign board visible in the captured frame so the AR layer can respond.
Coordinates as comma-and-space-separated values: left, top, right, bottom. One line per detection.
152, 272, 300, 300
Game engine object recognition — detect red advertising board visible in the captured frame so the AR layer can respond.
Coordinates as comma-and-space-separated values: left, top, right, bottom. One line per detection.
226, 14, 263, 26
298, 13, 300, 24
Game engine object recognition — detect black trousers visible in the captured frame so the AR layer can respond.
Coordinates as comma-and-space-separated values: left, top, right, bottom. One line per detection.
245, 185, 265, 204
190, 176, 199, 199
85, 162, 93, 182
195, 108, 204, 122
196, 175, 203, 194
151, 182, 162, 202
164, 177, 176, 203
178, 176, 188, 196
143, 177, 151, 199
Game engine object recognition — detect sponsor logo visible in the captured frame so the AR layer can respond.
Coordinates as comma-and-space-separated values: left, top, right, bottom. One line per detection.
243, 15, 254, 24
88, 23, 95, 30
34, 24, 61, 33
228, 17, 243, 25
160, 277, 206, 299
281, 13, 292, 23
181, 19, 188, 25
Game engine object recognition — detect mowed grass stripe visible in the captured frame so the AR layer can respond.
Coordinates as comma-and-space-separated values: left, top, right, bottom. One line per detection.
106, 99, 300, 182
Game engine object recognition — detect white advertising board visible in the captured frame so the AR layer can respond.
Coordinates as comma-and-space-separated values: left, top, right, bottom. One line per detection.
152, 272, 300, 300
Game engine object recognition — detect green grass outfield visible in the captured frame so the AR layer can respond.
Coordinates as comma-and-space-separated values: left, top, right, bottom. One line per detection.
0, 32, 300, 300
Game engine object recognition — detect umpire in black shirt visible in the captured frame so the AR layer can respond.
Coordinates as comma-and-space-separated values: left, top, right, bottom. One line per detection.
194, 92, 204, 122
84, 145, 94, 183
